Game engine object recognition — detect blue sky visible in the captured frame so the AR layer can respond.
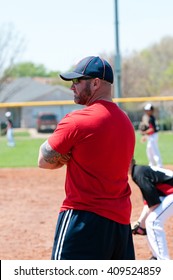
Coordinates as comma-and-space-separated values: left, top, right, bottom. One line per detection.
1, 0, 173, 72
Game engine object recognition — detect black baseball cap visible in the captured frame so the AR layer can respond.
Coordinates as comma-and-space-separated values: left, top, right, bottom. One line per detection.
60, 56, 114, 84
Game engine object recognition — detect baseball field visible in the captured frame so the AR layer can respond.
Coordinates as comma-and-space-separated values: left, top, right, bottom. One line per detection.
0, 129, 173, 260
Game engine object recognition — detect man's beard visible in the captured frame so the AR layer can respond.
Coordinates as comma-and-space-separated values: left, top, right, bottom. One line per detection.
74, 81, 92, 105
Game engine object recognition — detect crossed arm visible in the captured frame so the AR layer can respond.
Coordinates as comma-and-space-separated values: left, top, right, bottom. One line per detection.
38, 140, 71, 169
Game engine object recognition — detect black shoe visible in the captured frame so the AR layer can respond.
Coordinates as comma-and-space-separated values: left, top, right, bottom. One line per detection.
149, 256, 157, 260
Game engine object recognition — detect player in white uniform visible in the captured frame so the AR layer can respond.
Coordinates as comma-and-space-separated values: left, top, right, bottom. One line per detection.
129, 159, 173, 260
5, 111, 15, 147
140, 103, 162, 167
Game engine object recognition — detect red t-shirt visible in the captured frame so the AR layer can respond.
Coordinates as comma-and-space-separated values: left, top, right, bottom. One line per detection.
48, 100, 135, 224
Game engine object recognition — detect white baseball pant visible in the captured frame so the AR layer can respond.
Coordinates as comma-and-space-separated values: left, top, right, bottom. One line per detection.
145, 194, 173, 260
146, 133, 162, 167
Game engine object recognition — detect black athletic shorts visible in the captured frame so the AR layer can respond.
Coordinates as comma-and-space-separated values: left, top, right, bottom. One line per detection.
51, 209, 135, 260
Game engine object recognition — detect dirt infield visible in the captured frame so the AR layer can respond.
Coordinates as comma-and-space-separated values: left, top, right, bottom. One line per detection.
0, 166, 173, 260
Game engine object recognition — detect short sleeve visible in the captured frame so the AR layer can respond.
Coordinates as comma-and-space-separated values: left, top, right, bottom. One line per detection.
48, 115, 78, 154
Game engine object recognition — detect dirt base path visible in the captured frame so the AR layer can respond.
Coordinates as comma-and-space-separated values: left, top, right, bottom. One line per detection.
0, 167, 173, 260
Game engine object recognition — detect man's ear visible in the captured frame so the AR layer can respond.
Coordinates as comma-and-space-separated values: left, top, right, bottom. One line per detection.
92, 78, 101, 90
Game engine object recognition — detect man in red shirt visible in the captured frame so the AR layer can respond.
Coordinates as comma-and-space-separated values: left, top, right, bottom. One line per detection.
38, 56, 135, 260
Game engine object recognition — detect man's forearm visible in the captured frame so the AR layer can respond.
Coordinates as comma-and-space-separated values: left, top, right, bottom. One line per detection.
38, 140, 70, 169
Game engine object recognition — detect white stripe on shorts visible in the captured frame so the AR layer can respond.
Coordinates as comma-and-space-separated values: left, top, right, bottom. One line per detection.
54, 209, 73, 260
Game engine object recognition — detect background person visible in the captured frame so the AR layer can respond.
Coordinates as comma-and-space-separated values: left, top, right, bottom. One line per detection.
139, 103, 162, 167
5, 111, 15, 147
129, 159, 173, 260
38, 56, 136, 260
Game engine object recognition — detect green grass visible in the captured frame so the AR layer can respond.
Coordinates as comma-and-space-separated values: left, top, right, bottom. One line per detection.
134, 131, 173, 165
14, 130, 30, 137
0, 136, 46, 168
0, 131, 173, 168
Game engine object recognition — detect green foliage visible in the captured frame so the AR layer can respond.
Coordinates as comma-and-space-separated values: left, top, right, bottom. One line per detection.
158, 117, 173, 131
48, 71, 60, 78
162, 61, 173, 88
2, 35, 173, 93
122, 36, 173, 97
3, 61, 73, 88
4, 62, 59, 78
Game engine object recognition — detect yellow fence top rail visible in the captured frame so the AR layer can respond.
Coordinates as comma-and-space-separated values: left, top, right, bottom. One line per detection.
0, 96, 173, 107
0, 100, 75, 107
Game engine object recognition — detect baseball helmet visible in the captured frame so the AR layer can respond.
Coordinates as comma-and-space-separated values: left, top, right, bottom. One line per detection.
5, 111, 12, 118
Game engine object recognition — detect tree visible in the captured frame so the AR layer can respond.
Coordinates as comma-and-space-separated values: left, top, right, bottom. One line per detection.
121, 36, 173, 98
5, 62, 49, 77
0, 23, 25, 92
4, 61, 62, 78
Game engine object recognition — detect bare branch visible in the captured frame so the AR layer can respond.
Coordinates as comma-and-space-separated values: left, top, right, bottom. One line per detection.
0, 23, 26, 91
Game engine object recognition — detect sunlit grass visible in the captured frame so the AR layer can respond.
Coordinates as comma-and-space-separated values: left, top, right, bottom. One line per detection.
134, 131, 173, 165
0, 131, 173, 168
0, 136, 46, 167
